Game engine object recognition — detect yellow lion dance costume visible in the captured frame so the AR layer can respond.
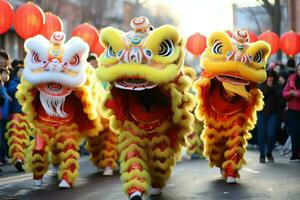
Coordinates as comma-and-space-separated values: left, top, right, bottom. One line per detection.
195, 30, 270, 183
96, 17, 194, 200
183, 67, 204, 159
17, 32, 118, 189
5, 114, 33, 172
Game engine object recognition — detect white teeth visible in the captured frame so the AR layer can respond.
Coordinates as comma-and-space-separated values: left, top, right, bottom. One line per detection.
114, 82, 157, 91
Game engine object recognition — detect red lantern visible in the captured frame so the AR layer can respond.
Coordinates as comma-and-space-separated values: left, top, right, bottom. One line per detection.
225, 30, 233, 37
186, 33, 207, 57
14, 2, 45, 39
280, 31, 300, 57
39, 12, 63, 40
72, 23, 99, 49
258, 31, 280, 55
248, 31, 257, 43
0, 0, 14, 35
90, 40, 105, 56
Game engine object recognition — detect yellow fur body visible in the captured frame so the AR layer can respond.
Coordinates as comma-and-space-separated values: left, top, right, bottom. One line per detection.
96, 22, 194, 196
5, 113, 33, 165
17, 66, 118, 185
195, 31, 270, 179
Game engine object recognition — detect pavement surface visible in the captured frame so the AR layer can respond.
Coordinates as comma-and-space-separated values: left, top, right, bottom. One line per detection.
0, 149, 299, 200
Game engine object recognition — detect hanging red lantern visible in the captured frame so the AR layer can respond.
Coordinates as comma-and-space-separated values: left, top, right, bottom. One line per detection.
71, 23, 99, 49
248, 31, 257, 43
39, 12, 63, 40
225, 30, 233, 37
0, 0, 14, 35
90, 31, 105, 56
90, 40, 105, 56
14, 2, 45, 39
258, 31, 280, 55
280, 31, 300, 57
186, 33, 207, 57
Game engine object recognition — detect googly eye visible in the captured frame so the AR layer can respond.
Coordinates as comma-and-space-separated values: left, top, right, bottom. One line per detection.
116, 49, 125, 60
106, 45, 115, 58
69, 54, 80, 66
253, 50, 263, 63
212, 40, 223, 54
158, 40, 174, 57
143, 48, 153, 60
32, 52, 41, 63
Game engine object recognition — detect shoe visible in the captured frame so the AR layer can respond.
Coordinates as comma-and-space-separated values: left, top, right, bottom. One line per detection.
33, 179, 43, 187
103, 167, 113, 176
15, 160, 25, 172
150, 187, 161, 196
266, 153, 274, 162
129, 191, 142, 200
226, 176, 237, 184
59, 180, 72, 189
259, 156, 266, 163
289, 157, 300, 162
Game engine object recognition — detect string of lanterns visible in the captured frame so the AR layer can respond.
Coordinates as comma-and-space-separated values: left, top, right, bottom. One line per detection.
0, 0, 105, 56
0, 0, 299, 57
186, 30, 300, 57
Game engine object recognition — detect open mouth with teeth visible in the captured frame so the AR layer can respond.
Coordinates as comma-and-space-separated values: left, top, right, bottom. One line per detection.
107, 79, 171, 131
201, 74, 255, 116
216, 74, 250, 85
114, 78, 157, 91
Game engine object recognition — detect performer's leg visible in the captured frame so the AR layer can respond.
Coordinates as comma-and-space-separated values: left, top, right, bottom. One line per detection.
50, 139, 61, 176
222, 129, 247, 183
56, 127, 81, 189
118, 130, 149, 200
187, 131, 197, 157
5, 114, 30, 171
32, 129, 50, 187
147, 131, 177, 195
187, 121, 204, 158
201, 127, 226, 169
86, 128, 118, 176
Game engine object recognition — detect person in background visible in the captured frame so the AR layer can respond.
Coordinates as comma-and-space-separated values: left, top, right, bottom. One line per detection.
257, 69, 283, 163
282, 63, 300, 162
8, 61, 23, 114
0, 50, 10, 70
0, 50, 11, 167
0, 68, 11, 166
87, 54, 99, 69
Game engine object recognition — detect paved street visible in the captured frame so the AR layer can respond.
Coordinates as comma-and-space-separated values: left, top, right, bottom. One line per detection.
0, 150, 299, 200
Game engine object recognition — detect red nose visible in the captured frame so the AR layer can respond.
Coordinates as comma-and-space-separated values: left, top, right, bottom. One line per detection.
48, 82, 62, 90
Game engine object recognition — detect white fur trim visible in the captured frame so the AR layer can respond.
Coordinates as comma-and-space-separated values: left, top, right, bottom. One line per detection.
39, 91, 69, 118
23, 67, 87, 87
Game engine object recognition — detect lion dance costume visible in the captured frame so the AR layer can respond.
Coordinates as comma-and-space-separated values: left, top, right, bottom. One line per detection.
183, 67, 204, 159
195, 30, 270, 183
17, 32, 118, 188
5, 114, 33, 172
96, 17, 194, 200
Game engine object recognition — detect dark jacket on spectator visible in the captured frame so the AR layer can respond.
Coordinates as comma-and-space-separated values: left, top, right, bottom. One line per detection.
7, 76, 22, 114
259, 82, 284, 116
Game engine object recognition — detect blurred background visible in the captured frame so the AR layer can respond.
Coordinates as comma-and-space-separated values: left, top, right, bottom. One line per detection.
0, 0, 299, 67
